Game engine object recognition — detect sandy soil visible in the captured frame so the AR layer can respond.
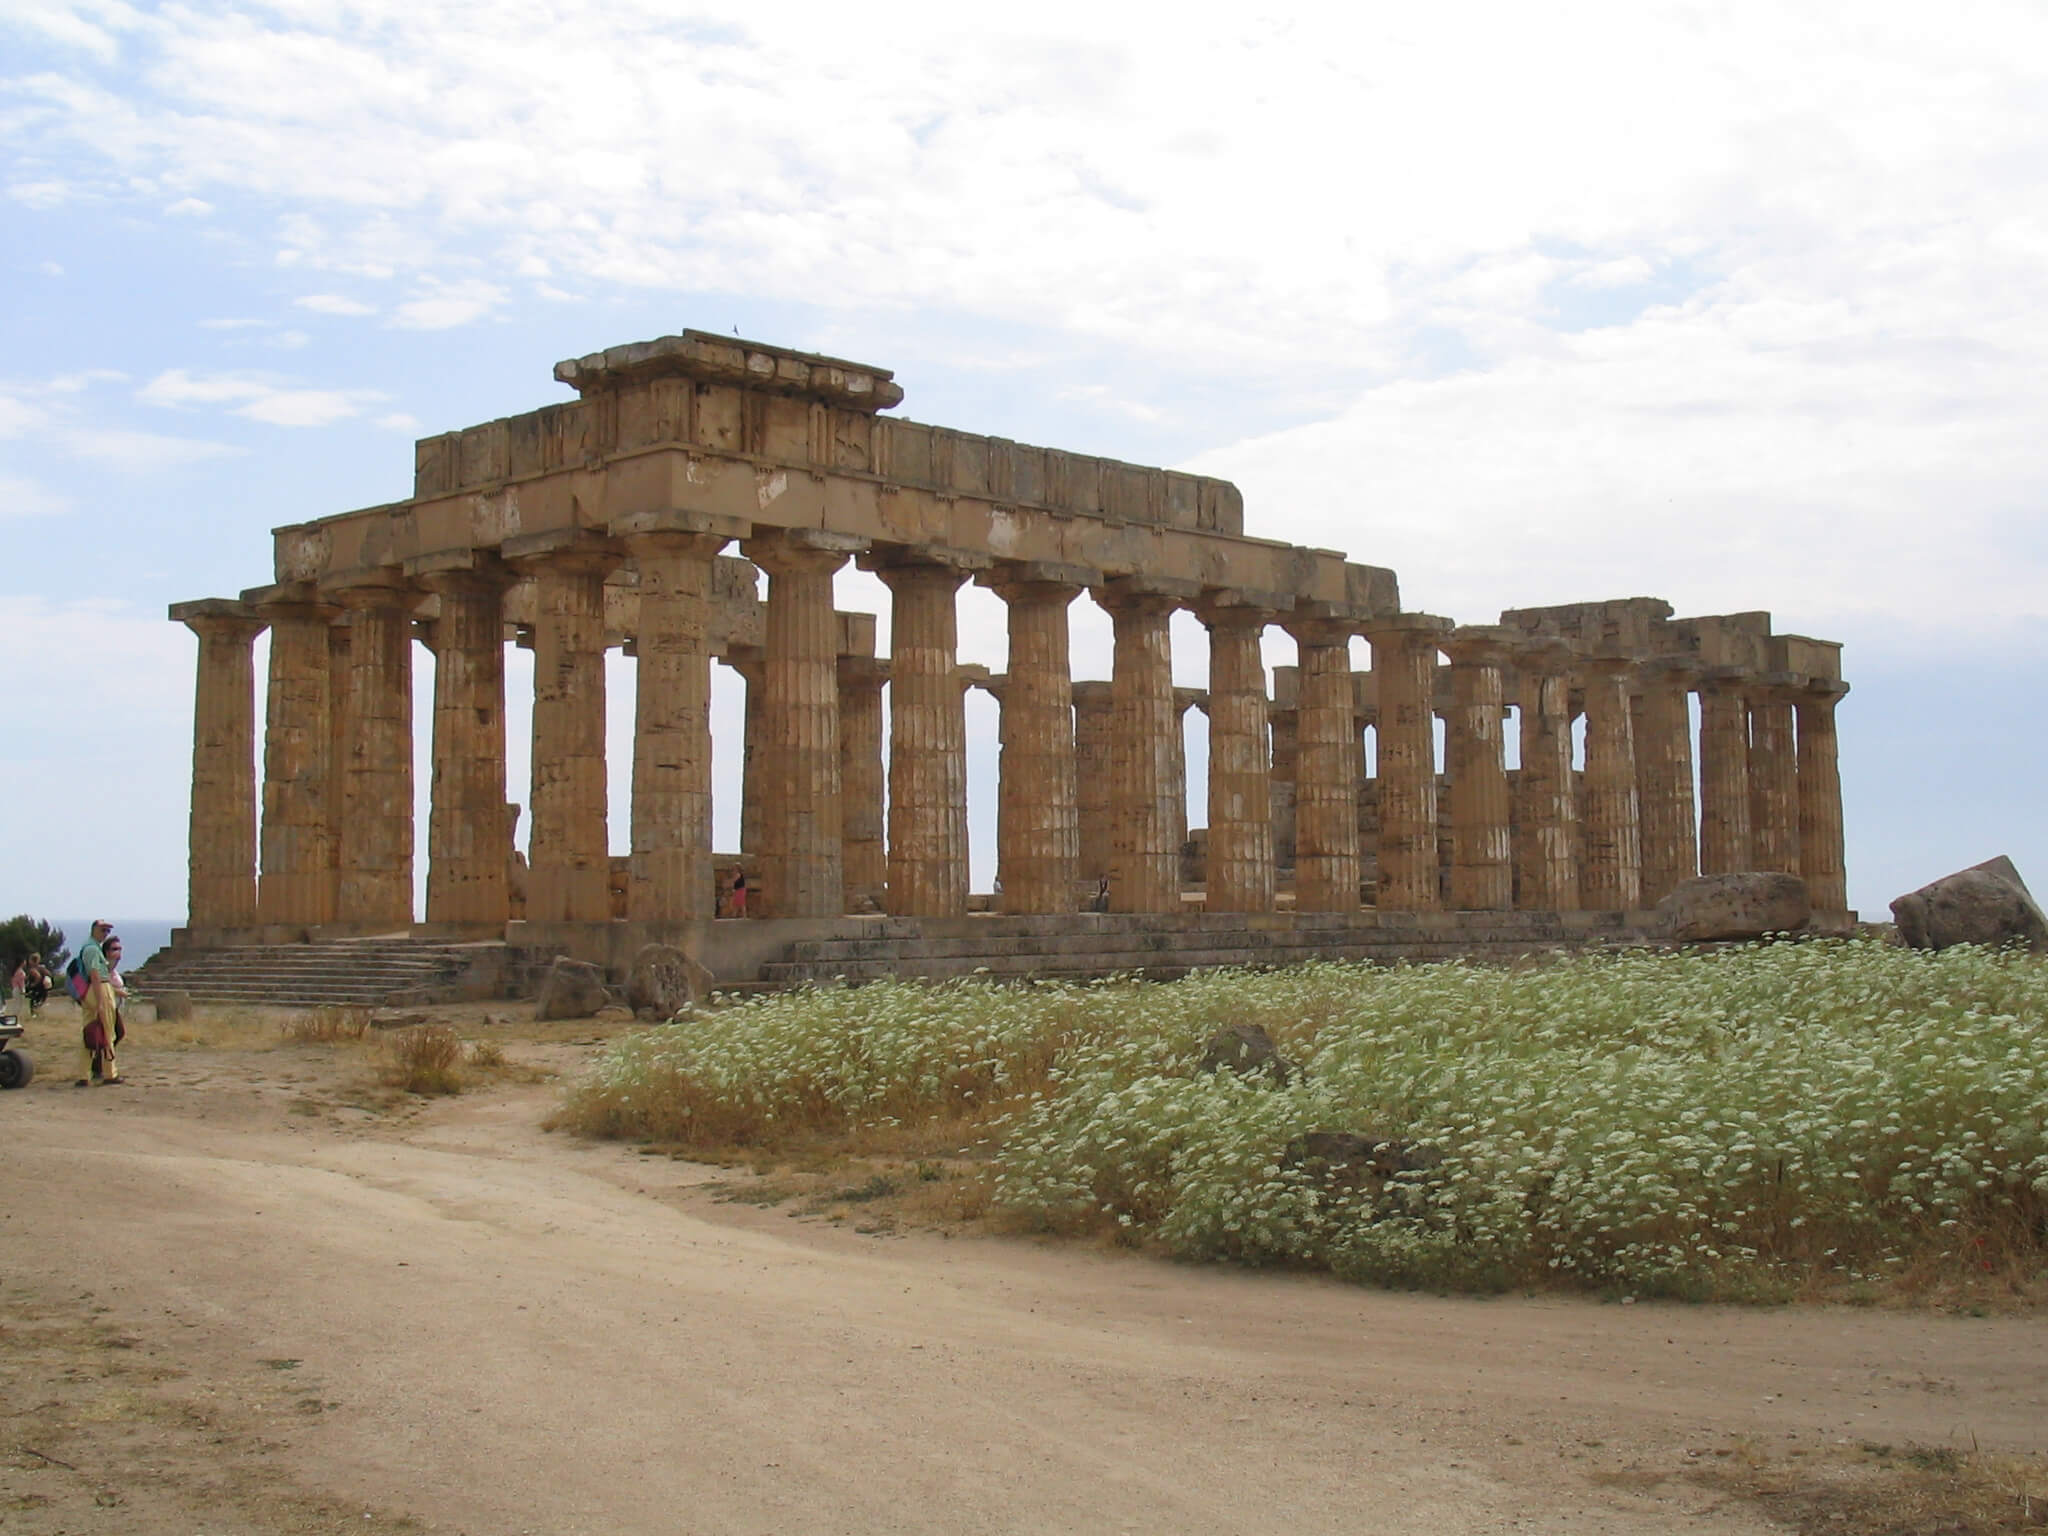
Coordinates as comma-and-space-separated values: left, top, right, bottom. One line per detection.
3, 1017, 2045, 1536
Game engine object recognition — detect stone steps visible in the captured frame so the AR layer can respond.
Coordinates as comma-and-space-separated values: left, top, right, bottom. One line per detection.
757, 913, 1660, 987
128, 940, 501, 1008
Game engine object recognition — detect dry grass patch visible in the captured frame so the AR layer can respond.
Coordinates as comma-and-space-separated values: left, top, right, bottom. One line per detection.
378, 1024, 464, 1096
1683, 1440, 2048, 1533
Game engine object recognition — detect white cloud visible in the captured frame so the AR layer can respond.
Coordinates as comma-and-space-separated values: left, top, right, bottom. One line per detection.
63, 427, 242, 472
390, 278, 504, 330
135, 367, 385, 426
294, 293, 376, 316
9, 181, 71, 210
163, 195, 212, 217
0, 473, 72, 519
0, 394, 51, 437
266, 329, 311, 350
199, 316, 267, 329
375, 412, 421, 432
38, 261, 65, 277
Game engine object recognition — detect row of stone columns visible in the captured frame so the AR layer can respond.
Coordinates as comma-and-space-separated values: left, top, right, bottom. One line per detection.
177, 559, 1851, 930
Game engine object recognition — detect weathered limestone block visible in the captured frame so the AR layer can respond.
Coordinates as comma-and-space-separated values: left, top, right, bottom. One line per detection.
250, 591, 337, 927
1199, 600, 1275, 914
626, 942, 714, 1020
989, 566, 1086, 915
534, 956, 610, 1021
1513, 638, 1578, 912
1442, 627, 1514, 911
171, 601, 269, 930
1657, 871, 1811, 941
1891, 857, 2048, 953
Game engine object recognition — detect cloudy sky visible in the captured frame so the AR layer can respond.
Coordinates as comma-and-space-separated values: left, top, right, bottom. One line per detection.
3, 0, 2043, 925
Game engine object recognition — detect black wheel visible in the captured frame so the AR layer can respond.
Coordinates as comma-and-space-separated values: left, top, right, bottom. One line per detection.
0, 1047, 34, 1089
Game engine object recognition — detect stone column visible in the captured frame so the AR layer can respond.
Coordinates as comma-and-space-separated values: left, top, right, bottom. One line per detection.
1285, 615, 1362, 913
1168, 688, 1205, 857
837, 655, 888, 911
616, 526, 727, 923
1748, 679, 1802, 876
1579, 655, 1643, 911
1096, 580, 1185, 913
989, 566, 1086, 915
1365, 616, 1450, 910
1633, 656, 1700, 907
1697, 667, 1754, 875
512, 541, 618, 924
1269, 668, 1299, 872
328, 580, 416, 929
415, 559, 515, 929
742, 530, 861, 917
726, 646, 765, 861
326, 621, 352, 919
171, 599, 268, 931
1199, 600, 1276, 914
1072, 680, 1115, 886
249, 589, 336, 927
1513, 639, 1579, 911
1442, 626, 1514, 911
873, 556, 974, 918
1797, 681, 1850, 912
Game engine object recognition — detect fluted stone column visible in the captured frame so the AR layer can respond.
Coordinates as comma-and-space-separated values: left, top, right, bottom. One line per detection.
250, 590, 336, 927
1168, 688, 1204, 857
1286, 616, 1362, 913
619, 527, 727, 923
329, 581, 416, 929
1579, 656, 1643, 911
1748, 679, 1802, 876
1097, 580, 1184, 913
1514, 639, 1579, 911
172, 600, 267, 930
727, 646, 765, 861
1633, 657, 1700, 907
1697, 668, 1754, 875
1797, 681, 1850, 912
873, 558, 973, 917
515, 542, 618, 924
1072, 680, 1114, 886
326, 621, 352, 919
838, 655, 888, 911
416, 560, 514, 929
743, 530, 860, 917
1366, 616, 1450, 910
1199, 601, 1275, 914
990, 567, 1085, 915
1442, 627, 1514, 911
1269, 671, 1299, 871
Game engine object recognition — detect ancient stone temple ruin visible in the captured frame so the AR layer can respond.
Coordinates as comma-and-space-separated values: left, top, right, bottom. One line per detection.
161, 332, 1848, 995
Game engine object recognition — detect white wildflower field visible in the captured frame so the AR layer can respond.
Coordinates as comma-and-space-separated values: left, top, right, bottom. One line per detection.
558, 941, 2048, 1299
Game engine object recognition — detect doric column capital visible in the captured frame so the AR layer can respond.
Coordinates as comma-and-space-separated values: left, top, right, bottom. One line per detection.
1512, 634, 1581, 675
743, 526, 866, 578
1071, 679, 1114, 708
408, 549, 517, 600
722, 642, 763, 684
980, 558, 1097, 606
1579, 651, 1638, 683
1801, 678, 1850, 707
1364, 612, 1453, 655
1194, 586, 1290, 631
1092, 574, 1198, 619
1638, 652, 1705, 687
1698, 663, 1755, 697
170, 597, 268, 644
320, 571, 419, 614
836, 653, 890, 692
606, 506, 746, 546
242, 581, 338, 624
501, 530, 623, 578
1749, 671, 1807, 705
1439, 624, 1518, 670
618, 527, 730, 564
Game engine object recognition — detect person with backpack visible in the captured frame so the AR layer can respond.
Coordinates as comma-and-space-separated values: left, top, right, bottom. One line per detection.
68, 920, 122, 1086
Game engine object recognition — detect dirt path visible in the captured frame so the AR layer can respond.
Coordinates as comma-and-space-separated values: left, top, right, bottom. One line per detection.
4, 1032, 2045, 1535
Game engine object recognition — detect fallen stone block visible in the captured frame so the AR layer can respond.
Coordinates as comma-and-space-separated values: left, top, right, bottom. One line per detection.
626, 943, 714, 1022
1656, 872, 1811, 942
1891, 857, 2048, 953
1197, 1022, 1294, 1086
534, 957, 611, 1021
153, 990, 194, 1022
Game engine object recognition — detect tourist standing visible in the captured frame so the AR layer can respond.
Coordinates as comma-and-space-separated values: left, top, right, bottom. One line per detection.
72, 919, 119, 1086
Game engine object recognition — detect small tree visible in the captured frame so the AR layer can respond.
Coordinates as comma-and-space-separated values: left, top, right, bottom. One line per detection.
0, 915, 68, 974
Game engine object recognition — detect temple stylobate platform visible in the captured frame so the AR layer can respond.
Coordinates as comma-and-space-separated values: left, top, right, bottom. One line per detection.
165, 331, 1851, 991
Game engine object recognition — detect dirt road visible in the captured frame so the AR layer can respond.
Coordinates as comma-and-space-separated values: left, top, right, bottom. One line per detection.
4, 1031, 2044, 1534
